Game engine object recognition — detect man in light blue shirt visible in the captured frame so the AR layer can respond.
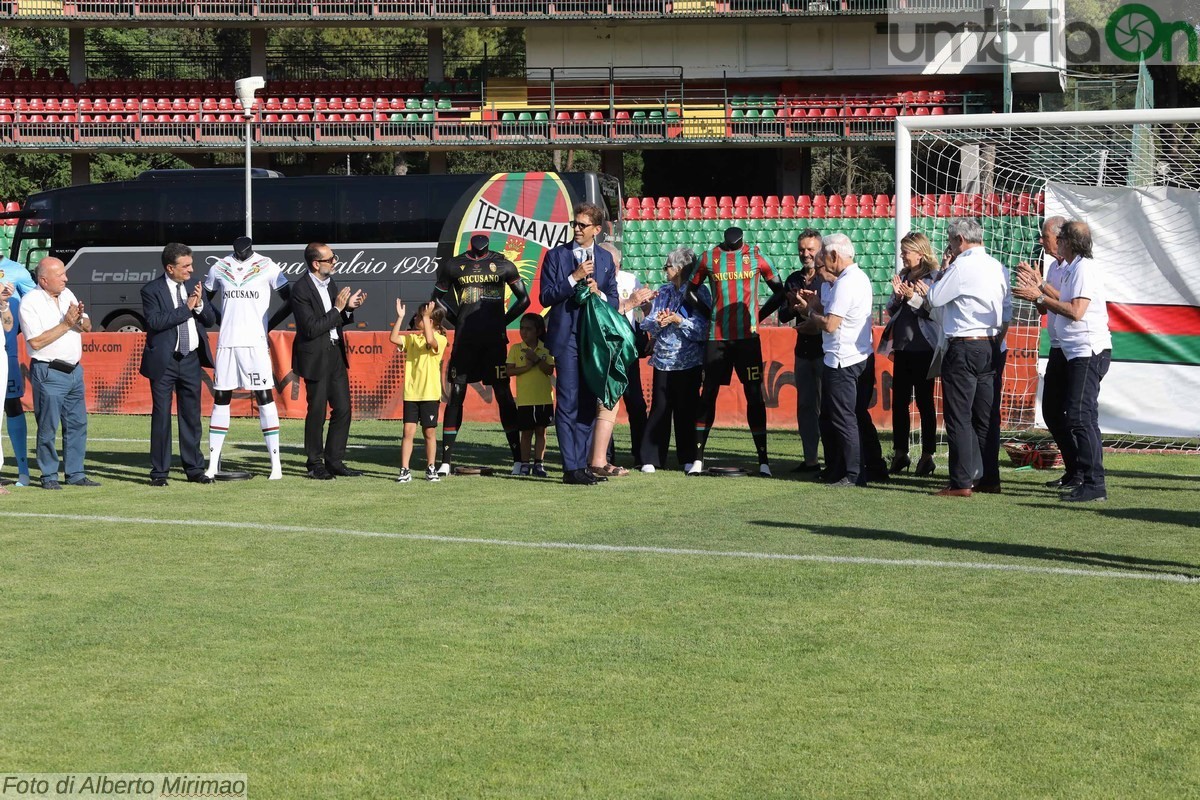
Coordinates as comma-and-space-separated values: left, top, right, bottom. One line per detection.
0, 255, 37, 486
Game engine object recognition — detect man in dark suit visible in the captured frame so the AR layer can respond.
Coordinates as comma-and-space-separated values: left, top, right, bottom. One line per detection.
140, 243, 216, 486
290, 242, 366, 480
539, 202, 620, 485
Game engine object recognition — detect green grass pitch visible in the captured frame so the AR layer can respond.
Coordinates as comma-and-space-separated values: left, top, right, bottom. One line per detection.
1, 415, 1198, 798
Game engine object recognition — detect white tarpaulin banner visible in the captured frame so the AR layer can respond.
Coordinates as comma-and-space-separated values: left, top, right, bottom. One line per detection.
1043, 183, 1200, 438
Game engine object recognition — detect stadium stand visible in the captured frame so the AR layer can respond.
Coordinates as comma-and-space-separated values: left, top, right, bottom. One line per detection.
619, 192, 1046, 318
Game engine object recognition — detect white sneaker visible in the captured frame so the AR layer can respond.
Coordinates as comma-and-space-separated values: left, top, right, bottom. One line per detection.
395, 468, 412, 483
641, 464, 656, 474
759, 463, 773, 478
426, 465, 440, 482
437, 462, 451, 477
687, 460, 703, 476
511, 461, 525, 476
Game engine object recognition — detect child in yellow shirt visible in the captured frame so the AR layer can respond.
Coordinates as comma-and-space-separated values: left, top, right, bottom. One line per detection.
506, 313, 555, 478
390, 300, 447, 483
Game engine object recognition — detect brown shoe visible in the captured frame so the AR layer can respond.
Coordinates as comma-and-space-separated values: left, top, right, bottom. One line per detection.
935, 486, 973, 497
975, 484, 1002, 494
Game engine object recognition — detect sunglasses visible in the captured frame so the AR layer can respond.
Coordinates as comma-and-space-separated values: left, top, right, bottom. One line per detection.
570, 221, 597, 230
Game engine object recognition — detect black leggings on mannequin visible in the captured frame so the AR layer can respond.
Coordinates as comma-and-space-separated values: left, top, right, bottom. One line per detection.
440, 381, 522, 464
696, 377, 769, 464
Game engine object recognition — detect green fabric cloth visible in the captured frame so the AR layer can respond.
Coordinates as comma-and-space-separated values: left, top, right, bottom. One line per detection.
573, 281, 637, 410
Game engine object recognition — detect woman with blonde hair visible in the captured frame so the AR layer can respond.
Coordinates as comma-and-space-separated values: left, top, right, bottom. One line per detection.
882, 231, 941, 475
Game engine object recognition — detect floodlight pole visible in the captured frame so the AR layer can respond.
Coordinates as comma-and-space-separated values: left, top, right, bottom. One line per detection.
234, 76, 265, 239
243, 111, 253, 238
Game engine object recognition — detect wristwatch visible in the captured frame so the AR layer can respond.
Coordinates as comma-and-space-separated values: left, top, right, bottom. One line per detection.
1035, 294, 1046, 307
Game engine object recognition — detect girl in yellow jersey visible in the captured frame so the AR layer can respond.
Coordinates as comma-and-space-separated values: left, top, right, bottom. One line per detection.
390, 300, 447, 483
506, 312, 555, 477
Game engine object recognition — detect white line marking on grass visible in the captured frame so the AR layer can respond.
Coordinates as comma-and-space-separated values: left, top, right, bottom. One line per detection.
2, 512, 1195, 585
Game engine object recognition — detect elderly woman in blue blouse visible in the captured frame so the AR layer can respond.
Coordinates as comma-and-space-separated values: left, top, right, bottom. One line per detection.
883, 231, 941, 476
637, 247, 712, 474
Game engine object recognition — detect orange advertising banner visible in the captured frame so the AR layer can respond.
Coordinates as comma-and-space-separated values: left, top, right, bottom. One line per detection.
11, 328, 1039, 430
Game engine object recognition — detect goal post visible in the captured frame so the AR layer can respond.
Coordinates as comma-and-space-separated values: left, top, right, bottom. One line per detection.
894, 107, 1200, 450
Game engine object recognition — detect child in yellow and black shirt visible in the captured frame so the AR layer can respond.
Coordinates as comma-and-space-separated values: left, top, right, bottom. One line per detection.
506, 312, 554, 478
390, 300, 447, 483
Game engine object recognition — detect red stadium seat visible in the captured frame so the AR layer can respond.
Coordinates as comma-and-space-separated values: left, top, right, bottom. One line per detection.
702, 196, 717, 208
718, 196, 732, 208
687, 196, 701, 208
734, 196, 749, 208
588, 111, 604, 121
749, 196, 764, 208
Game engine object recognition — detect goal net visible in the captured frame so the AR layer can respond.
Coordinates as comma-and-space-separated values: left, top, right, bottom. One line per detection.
895, 108, 1200, 452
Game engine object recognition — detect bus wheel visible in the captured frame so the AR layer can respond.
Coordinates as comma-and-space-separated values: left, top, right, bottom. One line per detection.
105, 314, 145, 332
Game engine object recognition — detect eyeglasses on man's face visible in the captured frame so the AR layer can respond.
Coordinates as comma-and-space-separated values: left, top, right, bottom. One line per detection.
570, 220, 597, 230
315, 255, 338, 264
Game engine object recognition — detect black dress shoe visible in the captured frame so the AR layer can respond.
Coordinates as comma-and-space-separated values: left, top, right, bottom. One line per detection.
187, 475, 214, 484
68, 478, 101, 487
791, 462, 822, 473
327, 465, 365, 477
827, 477, 857, 487
1061, 484, 1107, 503
150, 477, 169, 487
562, 468, 598, 486
1045, 474, 1083, 489
306, 468, 336, 480
586, 467, 608, 482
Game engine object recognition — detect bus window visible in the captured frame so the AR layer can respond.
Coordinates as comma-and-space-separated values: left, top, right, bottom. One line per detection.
257, 184, 335, 245
160, 183, 244, 247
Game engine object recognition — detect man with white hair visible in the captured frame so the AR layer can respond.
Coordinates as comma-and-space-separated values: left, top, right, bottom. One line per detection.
1017, 216, 1078, 489
800, 233, 884, 487
1016, 220, 1111, 502
924, 217, 1011, 497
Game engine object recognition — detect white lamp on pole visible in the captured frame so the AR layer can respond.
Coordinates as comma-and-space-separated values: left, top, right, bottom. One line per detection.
234, 76, 265, 239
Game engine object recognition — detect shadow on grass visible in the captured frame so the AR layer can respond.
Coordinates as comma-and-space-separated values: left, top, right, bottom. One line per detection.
1087, 507, 1200, 529
1102, 468, 1200, 483
750, 520, 1200, 578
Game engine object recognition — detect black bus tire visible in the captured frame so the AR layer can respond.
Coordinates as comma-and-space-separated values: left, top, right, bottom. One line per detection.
105, 314, 145, 332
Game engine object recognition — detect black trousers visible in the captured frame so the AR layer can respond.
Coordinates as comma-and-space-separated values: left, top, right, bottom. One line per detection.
608, 355, 648, 465
303, 343, 352, 471
1041, 347, 1077, 478
941, 339, 996, 489
639, 366, 702, 468
820, 355, 883, 485
1065, 349, 1111, 488
148, 350, 205, 480
891, 348, 937, 457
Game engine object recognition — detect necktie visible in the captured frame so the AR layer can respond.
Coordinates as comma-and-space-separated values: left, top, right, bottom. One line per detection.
176, 282, 191, 354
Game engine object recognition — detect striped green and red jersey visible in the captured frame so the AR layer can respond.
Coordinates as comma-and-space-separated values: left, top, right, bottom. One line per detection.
692, 243, 778, 341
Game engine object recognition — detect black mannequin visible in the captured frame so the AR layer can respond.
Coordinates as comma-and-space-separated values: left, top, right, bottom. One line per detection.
688, 226, 785, 475
468, 233, 491, 257
431, 236, 531, 472
233, 235, 254, 261
721, 226, 744, 250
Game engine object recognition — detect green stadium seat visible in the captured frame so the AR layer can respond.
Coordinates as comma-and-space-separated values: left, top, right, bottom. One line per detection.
436, 98, 452, 110
534, 111, 549, 122
500, 112, 516, 122
421, 98, 434, 110
731, 109, 744, 120
517, 112, 533, 122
